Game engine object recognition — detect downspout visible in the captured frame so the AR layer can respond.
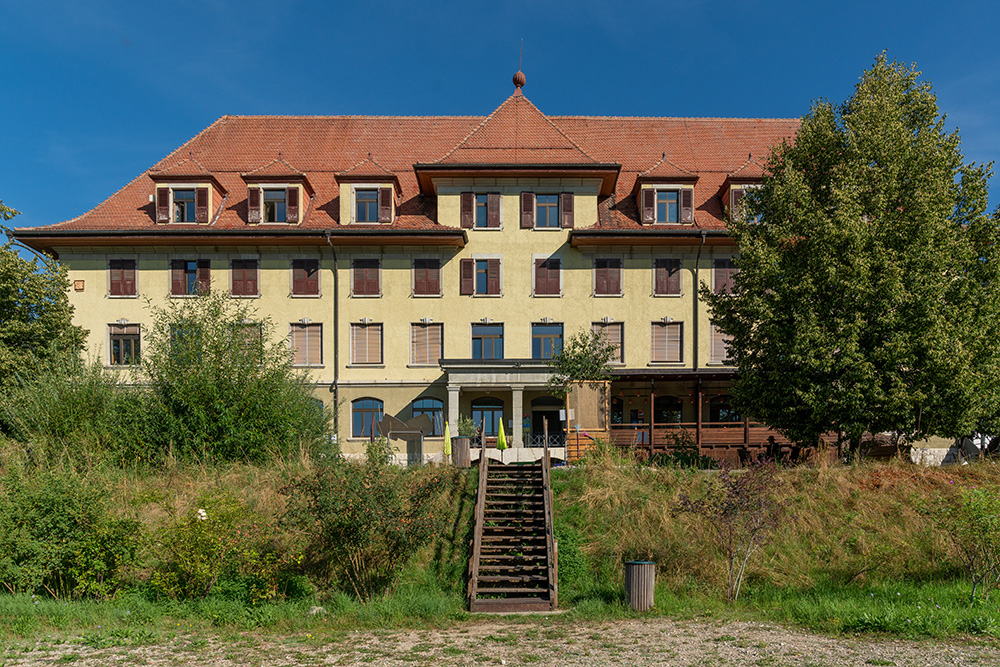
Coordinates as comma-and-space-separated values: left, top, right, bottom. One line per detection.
693, 230, 707, 371
325, 230, 340, 437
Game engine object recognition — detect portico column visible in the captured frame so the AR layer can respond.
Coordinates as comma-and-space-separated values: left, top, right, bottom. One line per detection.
448, 385, 460, 434
511, 385, 524, 448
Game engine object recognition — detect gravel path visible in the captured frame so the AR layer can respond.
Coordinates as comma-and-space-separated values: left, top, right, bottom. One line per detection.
4, 618, 999, 666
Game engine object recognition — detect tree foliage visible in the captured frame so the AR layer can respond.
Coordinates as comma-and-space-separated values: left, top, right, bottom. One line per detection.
703, 54, 1000, 448
545, 329, 618, 398
1, 202, 85, 388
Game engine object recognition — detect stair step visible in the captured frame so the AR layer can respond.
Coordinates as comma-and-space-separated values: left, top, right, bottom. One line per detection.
469, 598, 552, 613
478, 575, 548, 583
473, 586, 548, 595
479, 564, 547, 571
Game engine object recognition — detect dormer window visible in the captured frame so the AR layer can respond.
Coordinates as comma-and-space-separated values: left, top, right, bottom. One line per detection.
640, 187, 693, 224
518, 192, 574, 229
356, 189, 379, 222
156, 186, 210, 224
247, 185, 300, 224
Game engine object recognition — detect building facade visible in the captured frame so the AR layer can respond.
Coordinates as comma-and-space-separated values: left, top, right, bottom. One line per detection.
14, 75, 801, 463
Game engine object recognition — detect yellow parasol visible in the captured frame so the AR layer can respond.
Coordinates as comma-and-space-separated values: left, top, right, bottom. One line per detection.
497, 421, 507, 450
443, 421, 452, 460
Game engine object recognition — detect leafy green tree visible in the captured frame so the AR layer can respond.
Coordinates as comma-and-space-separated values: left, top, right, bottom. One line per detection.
141, 291, 330, 461
703, 54, 1000, 453
544, 329, 618, 398
0, 202, 85, 388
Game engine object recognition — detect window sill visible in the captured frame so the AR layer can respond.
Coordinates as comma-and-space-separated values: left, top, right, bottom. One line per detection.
107, 294, 139, 299
290, 293, 322, 298
652, 293, 684, 298
292, 364, 326, 368
472, 227, 503, 231
652, 222, 693, 226
706, 362, 733, 367
412, 293, 443, 298
532, 226, 564, 231
648, 361, 686, 367
347, 364, 385, 369
532, 293, 562, 298
230, 294, 260, 299
169, 294, 204, 299
104, 365, 140, 370
593, 293, 624, 298
351, 294, 383, 298
407, 364, 441, 368
472, 293, 503, 298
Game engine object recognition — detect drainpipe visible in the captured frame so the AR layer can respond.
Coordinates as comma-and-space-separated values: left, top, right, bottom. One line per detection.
325, 230, 340, 435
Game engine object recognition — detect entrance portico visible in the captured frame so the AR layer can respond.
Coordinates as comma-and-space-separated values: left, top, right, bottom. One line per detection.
441, 358, 567, 462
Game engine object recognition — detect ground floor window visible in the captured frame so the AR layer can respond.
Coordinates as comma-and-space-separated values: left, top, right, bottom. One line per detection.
411, 397, 444, 437
654, 395, 683, 424
352, 397, 383, 438
471, 397, 504, 437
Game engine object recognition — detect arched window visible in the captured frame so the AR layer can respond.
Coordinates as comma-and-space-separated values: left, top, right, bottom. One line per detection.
411, 397, 444, 437
352, 397, 383, 438
709, 395, 740, 423
610, 396, 624, 425
471, 397, 504, 437
654, 395, 683, 424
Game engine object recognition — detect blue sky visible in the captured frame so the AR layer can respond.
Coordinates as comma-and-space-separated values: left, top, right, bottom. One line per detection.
3, 0, 1000, 233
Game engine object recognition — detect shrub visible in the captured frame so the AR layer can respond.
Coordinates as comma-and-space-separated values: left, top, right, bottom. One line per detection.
149, 493, 295, 603
0, 470, 142, 598
924, 485, 1000, 604
675, 460, 785, 601
284, 440, 453, 602
141, 291, 331, 462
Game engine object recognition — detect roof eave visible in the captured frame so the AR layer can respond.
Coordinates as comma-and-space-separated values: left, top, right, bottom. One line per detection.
569, 227, 734, 247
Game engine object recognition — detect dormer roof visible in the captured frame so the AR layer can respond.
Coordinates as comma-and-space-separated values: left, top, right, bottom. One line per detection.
241, 156, 315, 195
337, 155, 402, 194
149, 154, 227, 192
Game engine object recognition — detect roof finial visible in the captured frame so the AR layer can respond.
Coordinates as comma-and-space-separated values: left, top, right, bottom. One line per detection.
662, 151, 666, 160
749, 152, 753, 161
513, 39, 526, 91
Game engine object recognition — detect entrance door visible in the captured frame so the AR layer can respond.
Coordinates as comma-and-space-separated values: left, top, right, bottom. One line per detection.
530, 396, 564, 446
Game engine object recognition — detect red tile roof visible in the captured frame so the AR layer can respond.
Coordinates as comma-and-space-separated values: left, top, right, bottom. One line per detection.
18, 92, 799, 236
241, 155, 307, 178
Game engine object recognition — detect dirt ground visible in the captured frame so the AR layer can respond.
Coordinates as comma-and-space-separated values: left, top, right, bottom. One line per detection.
4, 617, 1000, 666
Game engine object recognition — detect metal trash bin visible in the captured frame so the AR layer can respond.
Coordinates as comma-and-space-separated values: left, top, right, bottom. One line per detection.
624, 560, 655, 611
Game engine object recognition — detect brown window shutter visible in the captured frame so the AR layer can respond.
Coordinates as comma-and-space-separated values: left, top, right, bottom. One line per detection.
232, 261, 243, 295
413, 260, 426, 295
655, 258, 681, 295
714, 259, 735, 294
122, 260, 136, 295
195, 187, 209, 223
292, 260, 304, 294
609, 259, 621, 295
520, 192, 534, 229
730, 187, 745, 217
486, 259, 501, 295
487, 193, 501, 228
561, 193, 574, 228
247, 187, 261, 223
170, 260, 184, 295
378, 187, 392, 223
246, 260, 258, 295
157, 188, 171, 223
367, 260, 380, 295
427, 259, 440, 294
305, 259, 319, 294
460, 258, 474, 295
196, 259, 211, 294
353, 261, 363, 295
287, 187, 299, 223
641, 189, 655, 224
595, 260, 607, 295
680, 189, 694, 223
109, 260, 122, 296
549, 259, 561, 294
460, 192, 474, 228
534, 258, 545, 295
654, 259, 668, 295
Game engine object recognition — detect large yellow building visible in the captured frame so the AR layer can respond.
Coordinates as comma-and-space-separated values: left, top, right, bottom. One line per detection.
15, 74, 800, 464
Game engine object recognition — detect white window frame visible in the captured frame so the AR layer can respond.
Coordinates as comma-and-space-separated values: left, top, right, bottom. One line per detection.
592, 255, 624, 298
351, 183, 387, 224
289, 322, 324, 367
411, 255, 443, 298
107, 321, 142, 368
471, 253, 503, 297
472, 192, 504, 231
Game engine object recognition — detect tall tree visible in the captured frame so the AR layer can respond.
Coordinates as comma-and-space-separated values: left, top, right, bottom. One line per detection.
0, 201, 85, 387
703, 54, 1000, 452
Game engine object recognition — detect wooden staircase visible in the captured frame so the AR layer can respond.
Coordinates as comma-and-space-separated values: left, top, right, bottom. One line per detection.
468, 451, 557, 613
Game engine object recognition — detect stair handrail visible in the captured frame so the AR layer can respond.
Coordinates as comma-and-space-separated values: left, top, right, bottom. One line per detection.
468, 447, 489, 607
541, 441, 558, 610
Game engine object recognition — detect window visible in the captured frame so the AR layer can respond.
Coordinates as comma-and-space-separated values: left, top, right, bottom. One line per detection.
170, 259, 210, 296
291, 258, 320, 296
231, 259, 259, 296
173, 189, 196, 222
410, 323, 443, 365
709, 395, 740, 423
248, 186, 299, 224
472, 323, 503, 359
536, 194, 560, 228
653, 258, 682, 296
651, 322, 683, 363
532, 323, 563, 360
460, 258, 501, 296
352, 258, 380, 296
413, 258, 441, 296
239, 322, 263, 361
710, 322, 732, 364
290, 322, 323, 366
640, 188, 693, 224
471, 397, 504, 437
109, 259, 136, 297
263, 189, 286, 222
411, 397, 444, 437
594, 258, 622, 296
713, 258, 738, 294
352, 398, 383, 438
591, 322, 624, 363
461, 192, 501, 229
350, 323, 382, 365
356, 189, 379, 222
654, 396, 683, 424
533, 257, 561, 296
519, 192, 574, 228
156, 186, 210, 224
109, 323, 140, 366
